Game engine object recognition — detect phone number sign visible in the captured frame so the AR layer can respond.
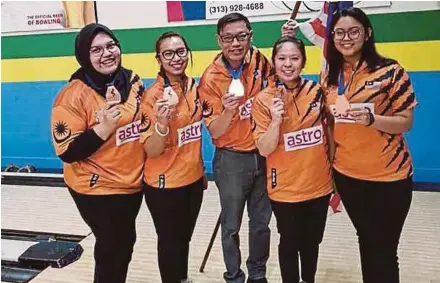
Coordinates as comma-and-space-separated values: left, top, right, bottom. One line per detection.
206, 1, 291, 20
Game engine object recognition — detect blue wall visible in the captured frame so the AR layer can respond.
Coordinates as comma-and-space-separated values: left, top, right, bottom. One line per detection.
2, 72, 439, 182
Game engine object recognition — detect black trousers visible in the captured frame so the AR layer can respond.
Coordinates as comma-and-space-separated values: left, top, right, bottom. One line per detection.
271, 194, 331, 283
69, 188, 143, 283
334, 170, 413, 283
144, 177, 204, 283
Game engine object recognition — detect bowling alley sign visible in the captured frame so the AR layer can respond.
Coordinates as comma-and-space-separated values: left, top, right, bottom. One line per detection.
1, 1, 96, 32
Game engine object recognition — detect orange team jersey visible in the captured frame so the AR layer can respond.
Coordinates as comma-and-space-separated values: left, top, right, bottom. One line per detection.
323, 61, 417, 181
51, 73, 145, 195
198, 47, 272, 151
251, 78, 333, 202
140, 74, 204, 189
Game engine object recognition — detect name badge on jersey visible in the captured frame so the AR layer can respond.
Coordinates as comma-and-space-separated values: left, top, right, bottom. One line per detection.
271, 168, 277, 189
116, 120, 141, 146
330, 103, 375, 124
365, 81, 382, 90
310, 101, 321, 112
283, 125, 323, 152
239, 97, 254, 120
89, 174, 99, 187
159, 174, 165, 189
177, 121, 202, 147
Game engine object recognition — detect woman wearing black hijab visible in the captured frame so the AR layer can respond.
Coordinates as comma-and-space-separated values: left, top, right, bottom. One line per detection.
51, 23, 146, 283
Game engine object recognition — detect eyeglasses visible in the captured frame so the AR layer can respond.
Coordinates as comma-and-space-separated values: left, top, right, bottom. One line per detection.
161, 47, 188, 61
219, 32, 252, 43
332, 27, 363, 41
89, 42, 119, 57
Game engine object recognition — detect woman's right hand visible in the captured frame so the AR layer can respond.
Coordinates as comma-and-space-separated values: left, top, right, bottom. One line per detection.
94, 104, 122, 140
271, 98, 284, 126
154, 99, 171, 128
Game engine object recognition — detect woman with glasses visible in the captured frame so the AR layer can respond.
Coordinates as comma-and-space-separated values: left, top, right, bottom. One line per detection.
323, 7, 417, 283
252, 36, 333, 283
51, 23, 145, 283
139, 31, 204, 283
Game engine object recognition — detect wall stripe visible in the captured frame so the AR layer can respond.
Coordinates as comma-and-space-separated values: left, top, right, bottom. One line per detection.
2, 41, 440, 83
2, 72, 440, 181
2, 10, 440, 59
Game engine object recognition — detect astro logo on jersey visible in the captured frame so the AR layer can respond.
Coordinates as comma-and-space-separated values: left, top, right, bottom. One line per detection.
177, 121, 202, 147
239, 97, 254, 120
283, 125, 323, 152
116, 120, 141, 146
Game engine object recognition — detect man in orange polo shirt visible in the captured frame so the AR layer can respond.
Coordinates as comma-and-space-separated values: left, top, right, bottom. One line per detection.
199, 13, 294, 283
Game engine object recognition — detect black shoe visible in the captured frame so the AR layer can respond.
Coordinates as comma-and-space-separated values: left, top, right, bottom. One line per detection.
246, 278, 268, 283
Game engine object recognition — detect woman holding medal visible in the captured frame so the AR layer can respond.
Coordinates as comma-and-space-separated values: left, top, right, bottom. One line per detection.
252, 36, 333, 283
139, 31, 204, 283
323, 7, 417, 283
51, 23, 145, 283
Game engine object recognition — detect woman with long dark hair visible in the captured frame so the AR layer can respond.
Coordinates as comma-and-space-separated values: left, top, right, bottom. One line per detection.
139, 31, 204, 283
323, 7, 417, 283
252, 36, 333, 283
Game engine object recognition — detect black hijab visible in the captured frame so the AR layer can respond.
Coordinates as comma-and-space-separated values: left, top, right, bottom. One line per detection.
70, 23, 132, 102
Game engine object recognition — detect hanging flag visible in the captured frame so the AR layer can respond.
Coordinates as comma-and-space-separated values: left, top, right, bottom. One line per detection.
298, 1, 353, 71
166, 1, 206, 22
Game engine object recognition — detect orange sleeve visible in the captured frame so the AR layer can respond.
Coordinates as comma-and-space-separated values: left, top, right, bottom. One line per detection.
139, 91, 157, 144
198, 75, 224, 128
51, 103, 87, 156
389, 65, 418, 113
251, 94, 272, 143
263, 54, 273, 80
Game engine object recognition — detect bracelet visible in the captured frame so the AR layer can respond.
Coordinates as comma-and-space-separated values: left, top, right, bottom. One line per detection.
366, 113, 375, 127
155, 122, 169, 137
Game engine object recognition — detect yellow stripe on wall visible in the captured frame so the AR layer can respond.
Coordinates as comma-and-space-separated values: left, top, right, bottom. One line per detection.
2, 41, 440, 83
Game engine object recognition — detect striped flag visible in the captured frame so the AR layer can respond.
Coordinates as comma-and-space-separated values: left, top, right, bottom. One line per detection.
166, 1, 206, 22
298, 1, 353, 71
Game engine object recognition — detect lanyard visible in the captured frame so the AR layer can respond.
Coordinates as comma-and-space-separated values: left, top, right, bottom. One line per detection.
163, 74, 192, 95
223, 56, 245, 79
275, 78, 301, 115
275, 77, 301, 92
229, 63, 244, 79
162, 74, 195, 112
275, 79, 285, 88
164, 75, 171, 88
338, 60, 363, 96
